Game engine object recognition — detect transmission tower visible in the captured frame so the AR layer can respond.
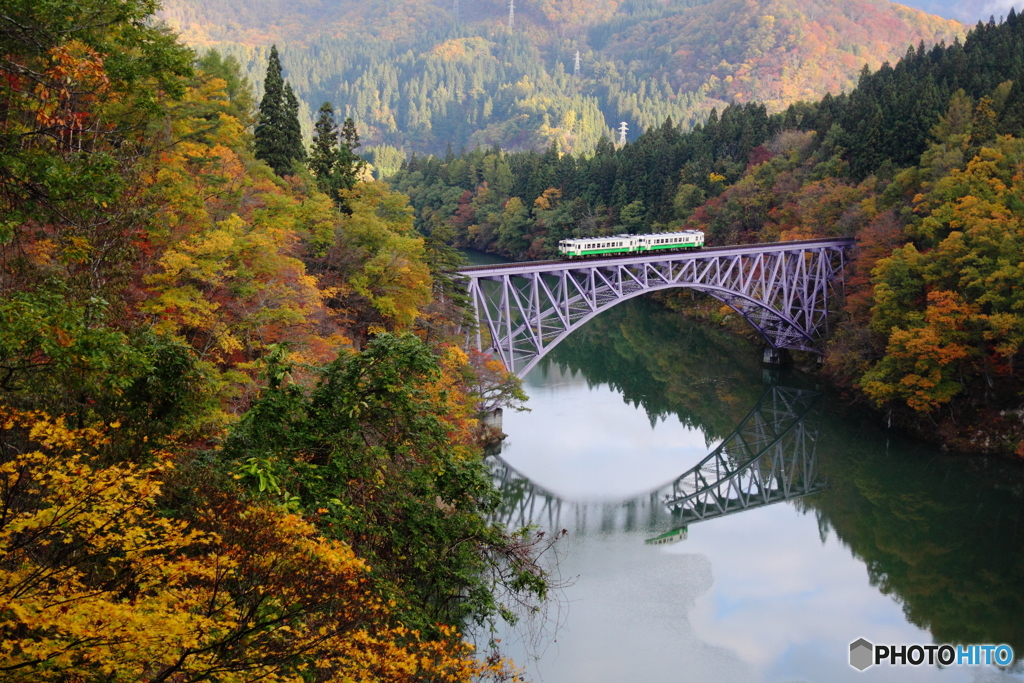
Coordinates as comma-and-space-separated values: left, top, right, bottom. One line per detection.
508, 0, 514, 29
574, 50, 581, 76
618, 121, 628, 145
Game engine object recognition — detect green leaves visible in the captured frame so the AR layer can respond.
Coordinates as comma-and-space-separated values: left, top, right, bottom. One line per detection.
225, 333, 545, 634
253, 46, 305, 176
309, 104, 367, 209
861, 137, 1024, 415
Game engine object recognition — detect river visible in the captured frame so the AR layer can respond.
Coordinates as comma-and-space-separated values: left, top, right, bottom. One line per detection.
462, 251, 1024, 682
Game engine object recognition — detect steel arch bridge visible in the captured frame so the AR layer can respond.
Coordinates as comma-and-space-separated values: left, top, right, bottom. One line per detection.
663, 383, 822, 525
460, 238, 853, 377
489, 384, 824, 536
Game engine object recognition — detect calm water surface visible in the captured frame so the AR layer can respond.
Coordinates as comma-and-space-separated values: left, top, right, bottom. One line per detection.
479, 286, 1024, 682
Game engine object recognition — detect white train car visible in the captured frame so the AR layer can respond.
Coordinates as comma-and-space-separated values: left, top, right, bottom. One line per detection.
558, 230, 704, 259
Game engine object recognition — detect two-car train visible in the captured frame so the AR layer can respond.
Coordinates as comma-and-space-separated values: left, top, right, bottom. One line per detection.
557, 230, 705, 259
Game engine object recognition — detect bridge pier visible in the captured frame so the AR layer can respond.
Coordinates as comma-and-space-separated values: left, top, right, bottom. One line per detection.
762, 347, 791, 367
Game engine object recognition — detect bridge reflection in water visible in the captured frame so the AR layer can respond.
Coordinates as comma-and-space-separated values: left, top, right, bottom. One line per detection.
489, 384, 825, 540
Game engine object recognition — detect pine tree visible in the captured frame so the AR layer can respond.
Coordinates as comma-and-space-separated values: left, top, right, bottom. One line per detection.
337, 117, 366, 192
310, 102, 340, 185
308, 107, 366, 209
254, 46, 304, 176
283, 83, 306, 165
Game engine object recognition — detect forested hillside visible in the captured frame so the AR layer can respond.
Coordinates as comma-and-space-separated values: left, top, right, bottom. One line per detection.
157, 0, 963, 159
0, 0, 545, 679
391, 12, 1024, 455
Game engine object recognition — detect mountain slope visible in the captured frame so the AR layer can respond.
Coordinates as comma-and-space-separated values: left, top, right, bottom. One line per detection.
159, 0, 965, 157
598, 0, 966, 109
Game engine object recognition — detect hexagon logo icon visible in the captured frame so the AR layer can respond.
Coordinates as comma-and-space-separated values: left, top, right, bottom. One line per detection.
850, 638, 874, 671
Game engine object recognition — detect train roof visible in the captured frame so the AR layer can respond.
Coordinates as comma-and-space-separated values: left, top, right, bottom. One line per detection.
562, 230, 703, 242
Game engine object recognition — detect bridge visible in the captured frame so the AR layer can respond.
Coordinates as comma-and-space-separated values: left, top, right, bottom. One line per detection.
489, 384, 824, 538
460, 238, 854, 377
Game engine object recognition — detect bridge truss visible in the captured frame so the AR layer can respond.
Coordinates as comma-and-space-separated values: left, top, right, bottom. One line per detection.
664, 384, 823, 525
489, 385, 824, 536
461, 239, 853, 377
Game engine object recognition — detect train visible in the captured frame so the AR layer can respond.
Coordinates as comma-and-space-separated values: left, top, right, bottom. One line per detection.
557, 229, 705, 259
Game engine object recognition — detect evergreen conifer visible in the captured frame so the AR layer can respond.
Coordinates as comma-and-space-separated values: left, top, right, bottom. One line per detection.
307, 104, 366, 209
283, 83, 306, 165
310, 102, 340, 184
254, 46, 305, 176
337, 116, 366, 192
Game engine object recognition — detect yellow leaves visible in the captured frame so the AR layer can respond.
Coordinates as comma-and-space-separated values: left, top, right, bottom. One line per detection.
861, 291, 977, 413
144, 206, 327, 366
441, 345, 470, 371
0, 409, 228, 680
0, 405, 108, 452
33, 41, 110, 131
0, 405, 504, 683
533, 187, 561, 211
983, 312, 1024, 358
427, 37, 494, 63
336, 182, 433, 333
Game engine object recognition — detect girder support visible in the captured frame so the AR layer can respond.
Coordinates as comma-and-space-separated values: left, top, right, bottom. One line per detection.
461, 239, 853, 377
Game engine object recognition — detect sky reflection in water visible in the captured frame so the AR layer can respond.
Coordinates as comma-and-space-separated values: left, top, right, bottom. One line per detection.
497, 360, 1024, 682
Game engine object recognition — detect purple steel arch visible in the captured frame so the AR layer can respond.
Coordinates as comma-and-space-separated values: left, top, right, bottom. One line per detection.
460, 238, 854, 377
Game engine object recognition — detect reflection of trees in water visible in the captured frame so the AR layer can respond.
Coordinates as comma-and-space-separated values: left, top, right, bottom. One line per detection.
521, 296, 1024, 653
539, 296, 770, 443
808, 412, 1024, 655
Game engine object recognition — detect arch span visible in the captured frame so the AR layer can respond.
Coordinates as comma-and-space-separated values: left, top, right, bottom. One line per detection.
461, 239, 853, 377
488, 384, 824, 534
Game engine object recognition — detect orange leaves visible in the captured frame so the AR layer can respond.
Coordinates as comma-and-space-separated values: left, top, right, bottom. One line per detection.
0, 405, 508, 682
144, 209, 323, 362
35, 41, 111, 131
861, 137, 1024, 414
424, 345, 480, 448
861, 291, 978, 413
141, 70, 354, 406
532, 187, 561, 211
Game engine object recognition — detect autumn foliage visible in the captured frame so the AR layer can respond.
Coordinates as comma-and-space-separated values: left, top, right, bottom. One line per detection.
0, 407, 522, 682
0, 0, 543, 679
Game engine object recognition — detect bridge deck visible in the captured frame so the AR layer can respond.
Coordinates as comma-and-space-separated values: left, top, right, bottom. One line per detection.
458, 237, 855, 276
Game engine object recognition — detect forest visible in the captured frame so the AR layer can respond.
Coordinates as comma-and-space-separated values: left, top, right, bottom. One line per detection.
0, 0, 546, 680
4, 0, 1024, 678
388, 11, 1024, 455
156, 0, 963, 160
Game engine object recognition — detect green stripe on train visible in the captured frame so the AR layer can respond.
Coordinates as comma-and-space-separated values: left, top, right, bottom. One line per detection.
574, 243, 701, 255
